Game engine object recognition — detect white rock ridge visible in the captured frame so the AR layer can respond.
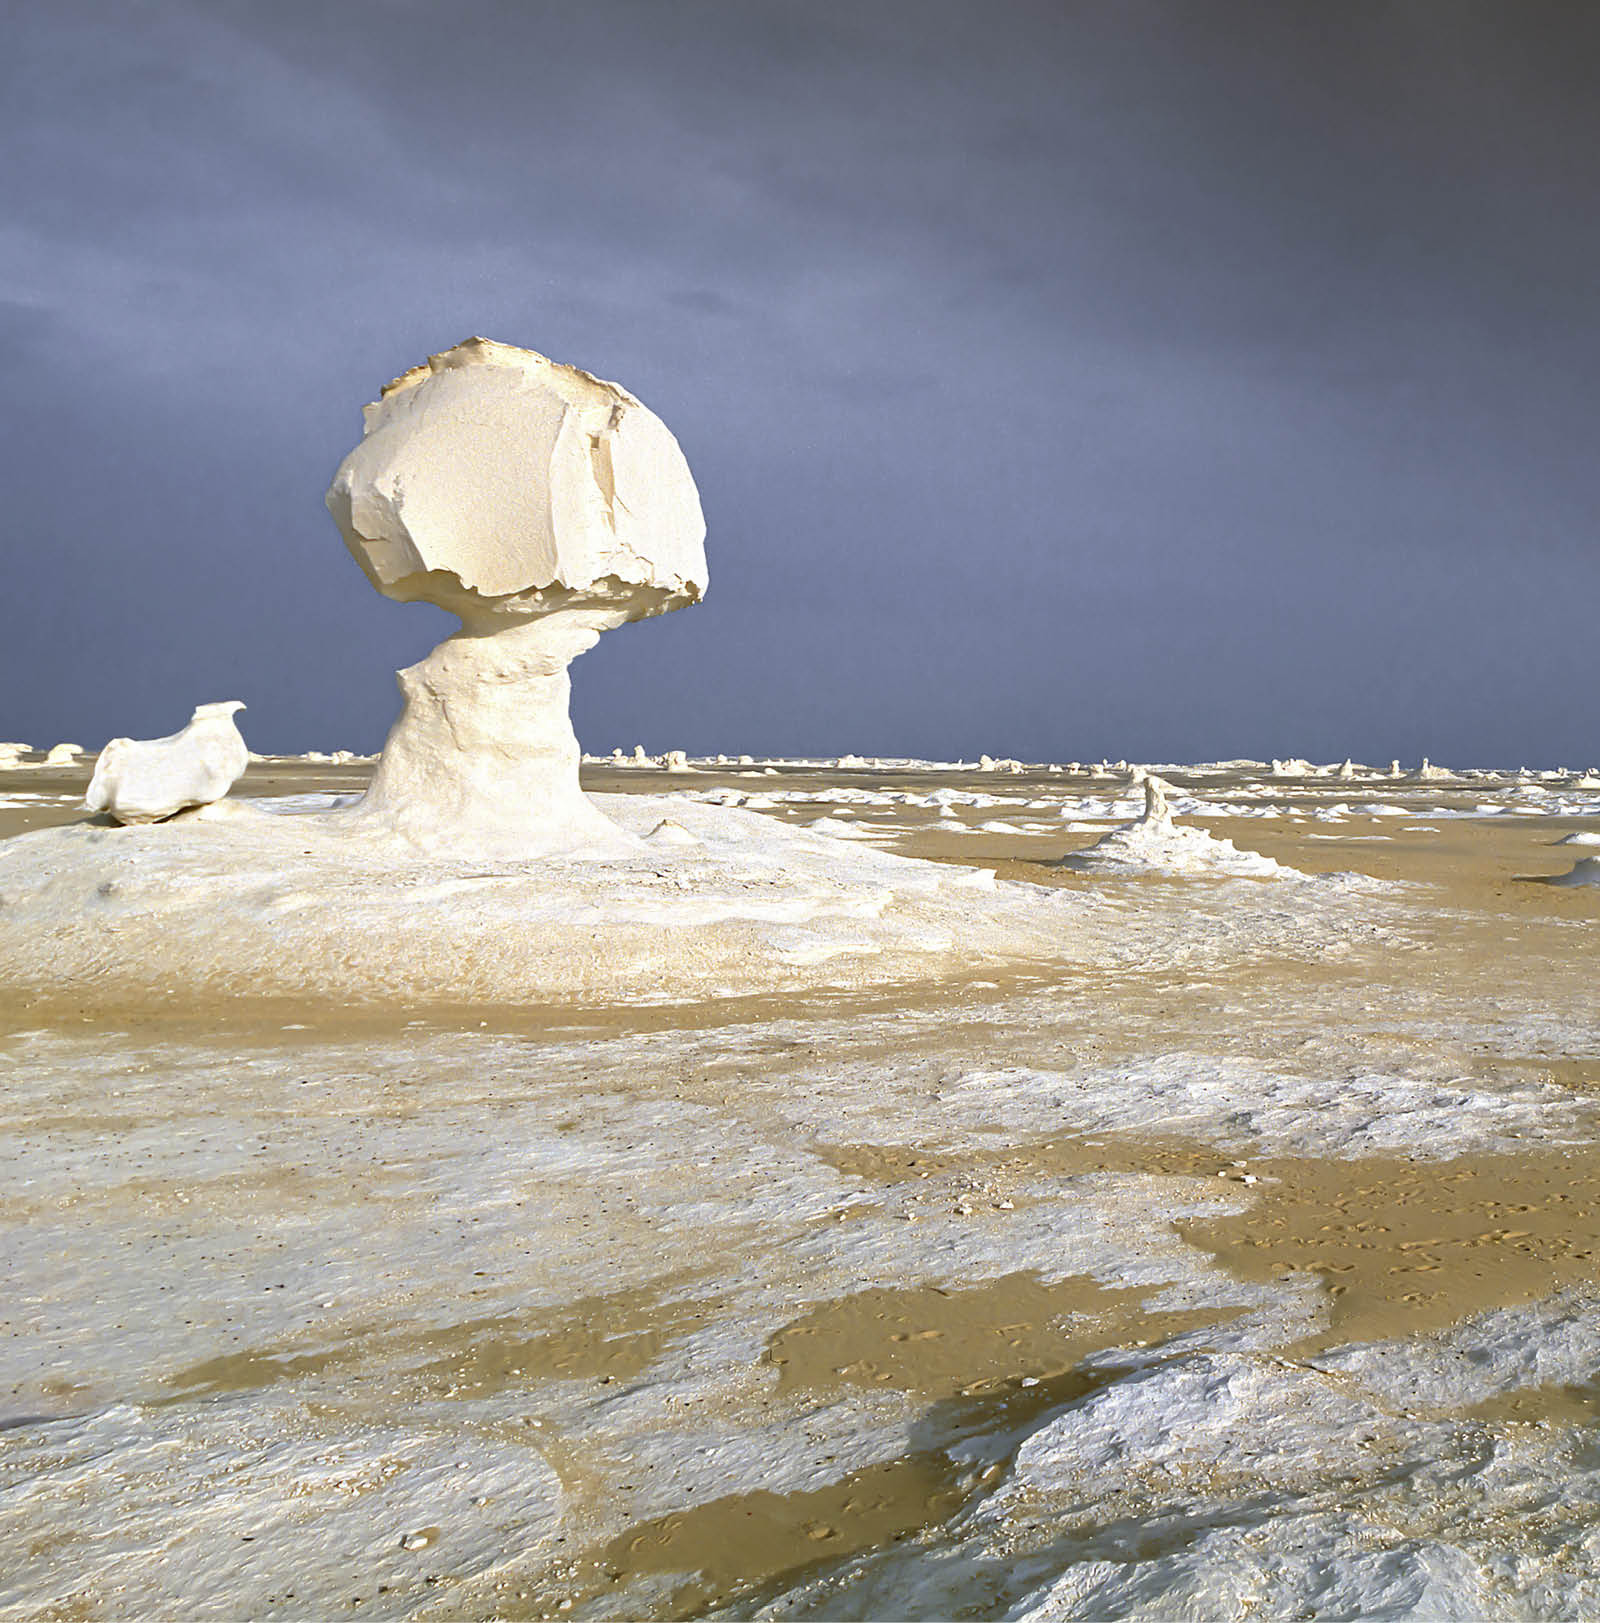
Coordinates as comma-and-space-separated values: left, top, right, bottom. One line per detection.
325, 337, 708, 859
84, 702, 249, 824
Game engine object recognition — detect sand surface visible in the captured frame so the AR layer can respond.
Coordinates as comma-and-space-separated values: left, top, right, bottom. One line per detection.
2, 755, 1598, 1619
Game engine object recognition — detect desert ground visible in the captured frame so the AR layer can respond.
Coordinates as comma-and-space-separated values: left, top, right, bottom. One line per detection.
3, 751, 1598, 1619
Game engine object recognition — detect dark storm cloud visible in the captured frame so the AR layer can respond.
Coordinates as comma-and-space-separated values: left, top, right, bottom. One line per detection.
3, 0, 1597, 764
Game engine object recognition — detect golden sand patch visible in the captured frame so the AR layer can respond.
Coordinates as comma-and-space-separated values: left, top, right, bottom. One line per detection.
573, 1453, 974, 1620
160, 1285, 720, 1403
413, 1291, 723, 1397
765, 1272, 1224, 1402
157, 1346, 344, 1401
1180, 1147, 1600, 1356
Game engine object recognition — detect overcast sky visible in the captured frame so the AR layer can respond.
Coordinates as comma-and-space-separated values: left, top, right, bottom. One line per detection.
4, 0, 1596, 765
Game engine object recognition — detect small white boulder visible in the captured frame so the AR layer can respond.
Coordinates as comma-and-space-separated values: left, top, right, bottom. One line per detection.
85, 702, 250, 825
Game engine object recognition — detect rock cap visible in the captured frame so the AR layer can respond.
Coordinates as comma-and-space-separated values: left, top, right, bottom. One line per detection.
326, 337, 707, 623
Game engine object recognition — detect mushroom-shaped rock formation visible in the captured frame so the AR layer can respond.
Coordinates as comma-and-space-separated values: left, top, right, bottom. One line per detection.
85, 702, 248, 824
326, 338, 707, 859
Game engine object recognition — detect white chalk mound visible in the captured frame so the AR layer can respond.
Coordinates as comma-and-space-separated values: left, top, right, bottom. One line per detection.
1058, 775, 1297, 878
84, 702, 248, 824
0, 796, 1081, 1008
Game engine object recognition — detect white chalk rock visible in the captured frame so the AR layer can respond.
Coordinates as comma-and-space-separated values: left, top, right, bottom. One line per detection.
84, 702, 249, 825
44, 743, 84, 766
1141, 774, 1172, 823
325, 338, 708, 859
